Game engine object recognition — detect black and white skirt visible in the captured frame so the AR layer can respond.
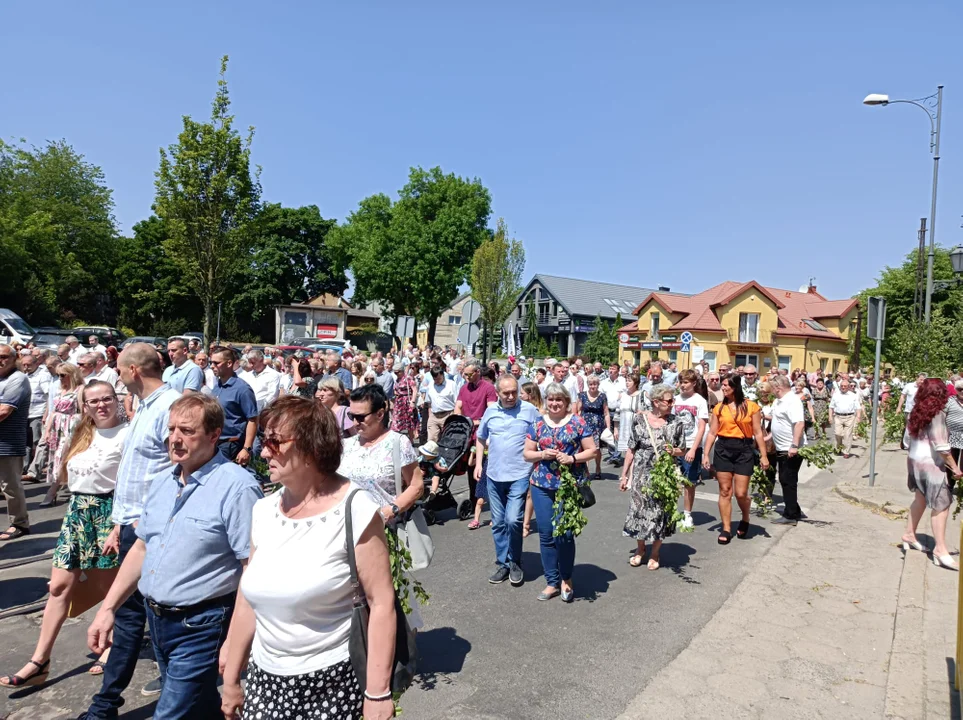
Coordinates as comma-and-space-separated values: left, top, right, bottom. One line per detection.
242, 658, 363, 720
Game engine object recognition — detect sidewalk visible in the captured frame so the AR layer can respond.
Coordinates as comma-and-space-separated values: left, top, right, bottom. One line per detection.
619, 441, 961, 720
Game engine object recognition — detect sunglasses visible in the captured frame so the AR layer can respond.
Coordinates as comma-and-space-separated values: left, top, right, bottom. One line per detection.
348, 410, 377, 422
262, 436, 296, 454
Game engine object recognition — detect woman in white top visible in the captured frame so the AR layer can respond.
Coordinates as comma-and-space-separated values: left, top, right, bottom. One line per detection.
221, 395, 397, 720
615, 372, 643, 455
1, 381, 128, 688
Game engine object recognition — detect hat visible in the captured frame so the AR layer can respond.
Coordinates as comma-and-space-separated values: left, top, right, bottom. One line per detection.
418, 441, 439, 458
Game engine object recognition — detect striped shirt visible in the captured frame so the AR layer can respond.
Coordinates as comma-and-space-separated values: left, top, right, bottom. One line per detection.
111, 384, 181, 525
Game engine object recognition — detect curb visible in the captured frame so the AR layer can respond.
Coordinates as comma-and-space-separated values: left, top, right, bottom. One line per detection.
833, 485, 908, 519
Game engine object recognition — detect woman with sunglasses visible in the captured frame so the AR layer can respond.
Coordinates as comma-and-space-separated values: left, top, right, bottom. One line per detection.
1, 381, 127, 688
339, 383, 425, 627
40, 362, 85, 508
316, 376, 356, 438
702, 374, 769, 544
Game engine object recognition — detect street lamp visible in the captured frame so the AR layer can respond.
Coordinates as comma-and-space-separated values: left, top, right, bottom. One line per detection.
863, 86, 943, 323
932, 245, 963, 292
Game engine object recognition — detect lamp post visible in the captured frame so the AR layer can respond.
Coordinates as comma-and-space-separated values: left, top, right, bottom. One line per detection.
932, 245, 963, 292
863, 86, 943, 323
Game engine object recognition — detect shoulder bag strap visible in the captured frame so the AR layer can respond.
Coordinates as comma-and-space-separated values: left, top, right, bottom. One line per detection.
344, 489, 365, 606
641, 410, 659, 449
393, 433, 403, 497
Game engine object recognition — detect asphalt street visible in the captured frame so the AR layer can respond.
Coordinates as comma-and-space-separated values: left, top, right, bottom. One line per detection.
0, 453, 836, 720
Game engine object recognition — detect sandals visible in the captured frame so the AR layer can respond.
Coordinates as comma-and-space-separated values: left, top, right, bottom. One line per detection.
718, 530, 732, 545
0, 526, 29, 542
0, 659, 49, 688
89, 660, 106, 676
736, 520, 750, 539
467, 520, 480, 530
647, 558, 660, 571
629, 555, 644, 568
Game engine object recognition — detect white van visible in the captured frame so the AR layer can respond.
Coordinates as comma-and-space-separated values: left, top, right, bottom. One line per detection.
0, 308, 36, 346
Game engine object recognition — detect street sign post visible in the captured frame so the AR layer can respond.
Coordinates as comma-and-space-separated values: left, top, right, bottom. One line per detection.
867, 297, 886, 486
457, 323, 479, 347
462, 300, 481, 325
395, 316, 415, 341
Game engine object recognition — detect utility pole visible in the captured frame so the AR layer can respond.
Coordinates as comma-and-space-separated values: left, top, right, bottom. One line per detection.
923, 86, 942, 323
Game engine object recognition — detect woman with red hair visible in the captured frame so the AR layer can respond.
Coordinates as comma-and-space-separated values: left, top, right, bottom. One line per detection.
903, 378, 963, 569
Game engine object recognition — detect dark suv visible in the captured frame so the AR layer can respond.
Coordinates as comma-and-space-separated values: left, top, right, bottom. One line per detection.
73, 326, 128, 348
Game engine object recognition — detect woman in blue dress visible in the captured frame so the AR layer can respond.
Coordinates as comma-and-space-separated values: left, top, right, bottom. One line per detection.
523, 382, 598, 603
576, 375, 610, 480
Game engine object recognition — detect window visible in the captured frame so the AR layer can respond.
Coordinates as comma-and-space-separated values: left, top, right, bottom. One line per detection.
832, 359, 841, 373
649, 350, 660, 361
702, 350, 717, 371
777, 355, 792, 371
668, 350, 678, 364
802, 318, 829, 332
734, 353, 759, 368
738, 313, 760, 342
650, 313, 660, 338
819, 358, 828, 371
538, 302, 551, 322
448, 315, 461, 325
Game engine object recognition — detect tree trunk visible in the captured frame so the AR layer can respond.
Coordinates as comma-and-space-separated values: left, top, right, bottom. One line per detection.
427, 315, 437, 348
203, 300, 212, 350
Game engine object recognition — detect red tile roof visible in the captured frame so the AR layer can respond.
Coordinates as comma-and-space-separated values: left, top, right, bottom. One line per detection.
633, 282, 857, 342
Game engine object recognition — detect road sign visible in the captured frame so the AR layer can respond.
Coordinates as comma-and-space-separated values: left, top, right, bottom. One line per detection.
457, 323, 479, 346
680, 331, 693, 344
867, 297, 886, 340
681, 342, 690, 352
618, 333, 630, 343
462, 299, 481, 325
395, 316, 415, 338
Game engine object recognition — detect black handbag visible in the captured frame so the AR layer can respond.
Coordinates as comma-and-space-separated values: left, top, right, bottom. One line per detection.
345, 490, 418, 693
578, 483, 597, 509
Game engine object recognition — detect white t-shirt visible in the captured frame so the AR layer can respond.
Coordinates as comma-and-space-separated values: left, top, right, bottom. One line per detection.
673, 392, 709, 447
771, 391, 806, 452
426, 378, 457, 413
66, 424, 130, 494
902, 383, 920, 414
241, 486, 381, 676
599, 376, 626, 411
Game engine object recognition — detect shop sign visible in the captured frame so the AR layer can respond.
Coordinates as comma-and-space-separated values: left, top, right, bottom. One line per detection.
661, 342, 682, 349
660, 334, 678, 342
316, 324, 338, 339
641, 341, 662, 350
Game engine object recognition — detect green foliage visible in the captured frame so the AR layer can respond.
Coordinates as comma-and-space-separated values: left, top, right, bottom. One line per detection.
580, 314, 618, 366
470, 217, 525, 357
798, 441, 836, 471
750, 465, 774, 517
644, 450, 693, 533
332, 166, 492, 347
154, 55, 261, 345
385, 526, 430, 614
522, 299, 539, 357
883, 394, 906, 444
887, 314, 960, 378
552, 464, 589, 537
0, 138, 119, 324
536, 336, 551, 359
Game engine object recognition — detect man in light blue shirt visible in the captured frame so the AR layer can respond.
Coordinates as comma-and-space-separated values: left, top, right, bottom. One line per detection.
162, 338, 204, 393
87, 393, 261, 719
477, 374, 541, 587
80, 342, 180, 718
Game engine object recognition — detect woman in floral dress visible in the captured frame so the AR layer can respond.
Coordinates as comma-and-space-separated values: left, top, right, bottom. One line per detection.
811, 378, 831, 437
42, 363, 85, 507
576, 375, 610, 480
390, 364, 420, 441
619, 383, 686, 571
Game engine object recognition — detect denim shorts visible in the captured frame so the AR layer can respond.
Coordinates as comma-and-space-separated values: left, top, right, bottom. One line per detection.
677, 447, 704, 485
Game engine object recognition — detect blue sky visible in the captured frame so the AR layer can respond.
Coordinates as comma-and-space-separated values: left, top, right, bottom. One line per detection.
3, 2, 961, 301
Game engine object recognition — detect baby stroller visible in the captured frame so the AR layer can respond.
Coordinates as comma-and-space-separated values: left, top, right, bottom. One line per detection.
418, 414, 474, 525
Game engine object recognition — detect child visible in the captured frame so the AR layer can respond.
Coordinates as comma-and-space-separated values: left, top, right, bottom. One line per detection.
417, 441, 447, 501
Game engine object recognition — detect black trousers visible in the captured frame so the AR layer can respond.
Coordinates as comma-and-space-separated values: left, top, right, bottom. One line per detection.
775, 451, 804, 518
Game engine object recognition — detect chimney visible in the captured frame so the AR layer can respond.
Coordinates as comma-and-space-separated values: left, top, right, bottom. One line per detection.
657, 286, 671, 292
807, 277, 817, 294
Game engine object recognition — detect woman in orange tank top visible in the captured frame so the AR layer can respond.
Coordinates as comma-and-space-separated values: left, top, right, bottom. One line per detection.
702, 375, 769, 544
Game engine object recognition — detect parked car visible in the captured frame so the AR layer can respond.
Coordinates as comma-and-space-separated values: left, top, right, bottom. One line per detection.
0, 308, 37, 346
290, 337, 348, 350
31, 327, 75, 350
120, 336, 168, 350
73, 326, 127, 347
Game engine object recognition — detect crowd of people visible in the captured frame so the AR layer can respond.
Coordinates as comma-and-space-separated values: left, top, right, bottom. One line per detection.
0, 332, 961, 718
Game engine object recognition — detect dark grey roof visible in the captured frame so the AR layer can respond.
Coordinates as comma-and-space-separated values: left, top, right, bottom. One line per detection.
524, 274, 688, 320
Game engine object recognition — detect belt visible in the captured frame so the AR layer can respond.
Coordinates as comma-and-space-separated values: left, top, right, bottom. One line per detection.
146, 592, 235, 617
218, 436, 241, 443
432, 410, 453, 417
835, 412, 855, 416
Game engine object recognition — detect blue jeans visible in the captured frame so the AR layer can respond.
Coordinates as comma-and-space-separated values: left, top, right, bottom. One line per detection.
86, 524, 150, 719
146, 596, 234, 719
678, 447, 704, 485
530, 485, 576, 588
488, 476, 529, 568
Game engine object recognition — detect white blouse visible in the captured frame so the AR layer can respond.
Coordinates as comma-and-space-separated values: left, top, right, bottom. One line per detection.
66, 424, 130, 495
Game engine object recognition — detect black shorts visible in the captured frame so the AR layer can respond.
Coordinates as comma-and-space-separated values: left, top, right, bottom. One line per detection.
713, 436, 755, 476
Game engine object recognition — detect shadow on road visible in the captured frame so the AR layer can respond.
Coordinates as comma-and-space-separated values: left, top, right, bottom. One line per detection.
0, 535, 57, 561
120, 700, 158, 719
415, 626, 472, 691
0, 576, 49, 610
572, 563, 616, 602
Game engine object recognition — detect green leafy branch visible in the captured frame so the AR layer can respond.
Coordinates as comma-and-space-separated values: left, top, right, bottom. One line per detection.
642, 449, 693, 533
798, 441, 836, 471
385, 527, 430, 614
552, 463, 589, 538
750, 465, 774, 517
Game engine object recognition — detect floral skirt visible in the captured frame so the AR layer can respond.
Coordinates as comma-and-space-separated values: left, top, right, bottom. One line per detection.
242, 658, 363, 720
53, 492, 119, 571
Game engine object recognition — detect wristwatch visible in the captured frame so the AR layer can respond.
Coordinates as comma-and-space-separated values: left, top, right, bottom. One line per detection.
243, 446, 253, 453
390, 503, 400, 517
790, 444, 799, 449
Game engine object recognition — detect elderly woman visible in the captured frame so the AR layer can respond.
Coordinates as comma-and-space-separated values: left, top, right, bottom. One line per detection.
40, 362, 85, 508
220, 396, 397, 720
1, 381, 127, 686
619, 383, 686, 571
576, 375, 610, 480
811, 377, 831, 437
903, 379, 963, 570
339, 383, 426, 627
523, 382, 597, 602
316, 376, 356, 437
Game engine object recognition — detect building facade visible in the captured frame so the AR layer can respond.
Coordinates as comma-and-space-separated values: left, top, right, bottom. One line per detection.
619, 281, 858, 373
273, 294, 380, 345
510, 275, 676, 357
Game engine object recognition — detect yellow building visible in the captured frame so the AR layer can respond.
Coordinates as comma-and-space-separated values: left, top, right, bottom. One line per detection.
617, 281, 858, 374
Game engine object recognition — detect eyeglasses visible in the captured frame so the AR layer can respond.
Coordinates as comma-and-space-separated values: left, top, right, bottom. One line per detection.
79, 362, 96, 368
85, 397, 117, 407
746, 372, 758, 377
262, 436, 296, 454
348, 410, 377, 422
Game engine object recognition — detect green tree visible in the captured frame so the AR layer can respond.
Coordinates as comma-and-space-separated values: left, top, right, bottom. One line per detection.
0, 138, 118, 323
470, 218, 525, 358
581, 314, 618, 365
230, 203, 344, 340
331, 166, 492, 346
887, 313, 961, 377
522, 299, 539, 356
154, 55, 261, 345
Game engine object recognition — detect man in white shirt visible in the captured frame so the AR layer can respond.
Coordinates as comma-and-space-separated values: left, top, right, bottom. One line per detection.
242, 350, 281, 413
560, 360, 580, 404
195, 352, 217, 392
88, 335, 108, 359
424, 367, 458, 442
896, 373, 925, 420
769, 375, 807, 524
535, 367, 550, 395
829, 378, 862, 458
19, 353, 51, 481
599, 364, 626, 463
640, 362, 664, 410
90, 352, 127, 398
662, 361, 679, 387
66, 335, 86, 364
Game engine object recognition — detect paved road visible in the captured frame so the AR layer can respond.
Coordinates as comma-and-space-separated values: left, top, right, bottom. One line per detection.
0, 450, 842, 719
